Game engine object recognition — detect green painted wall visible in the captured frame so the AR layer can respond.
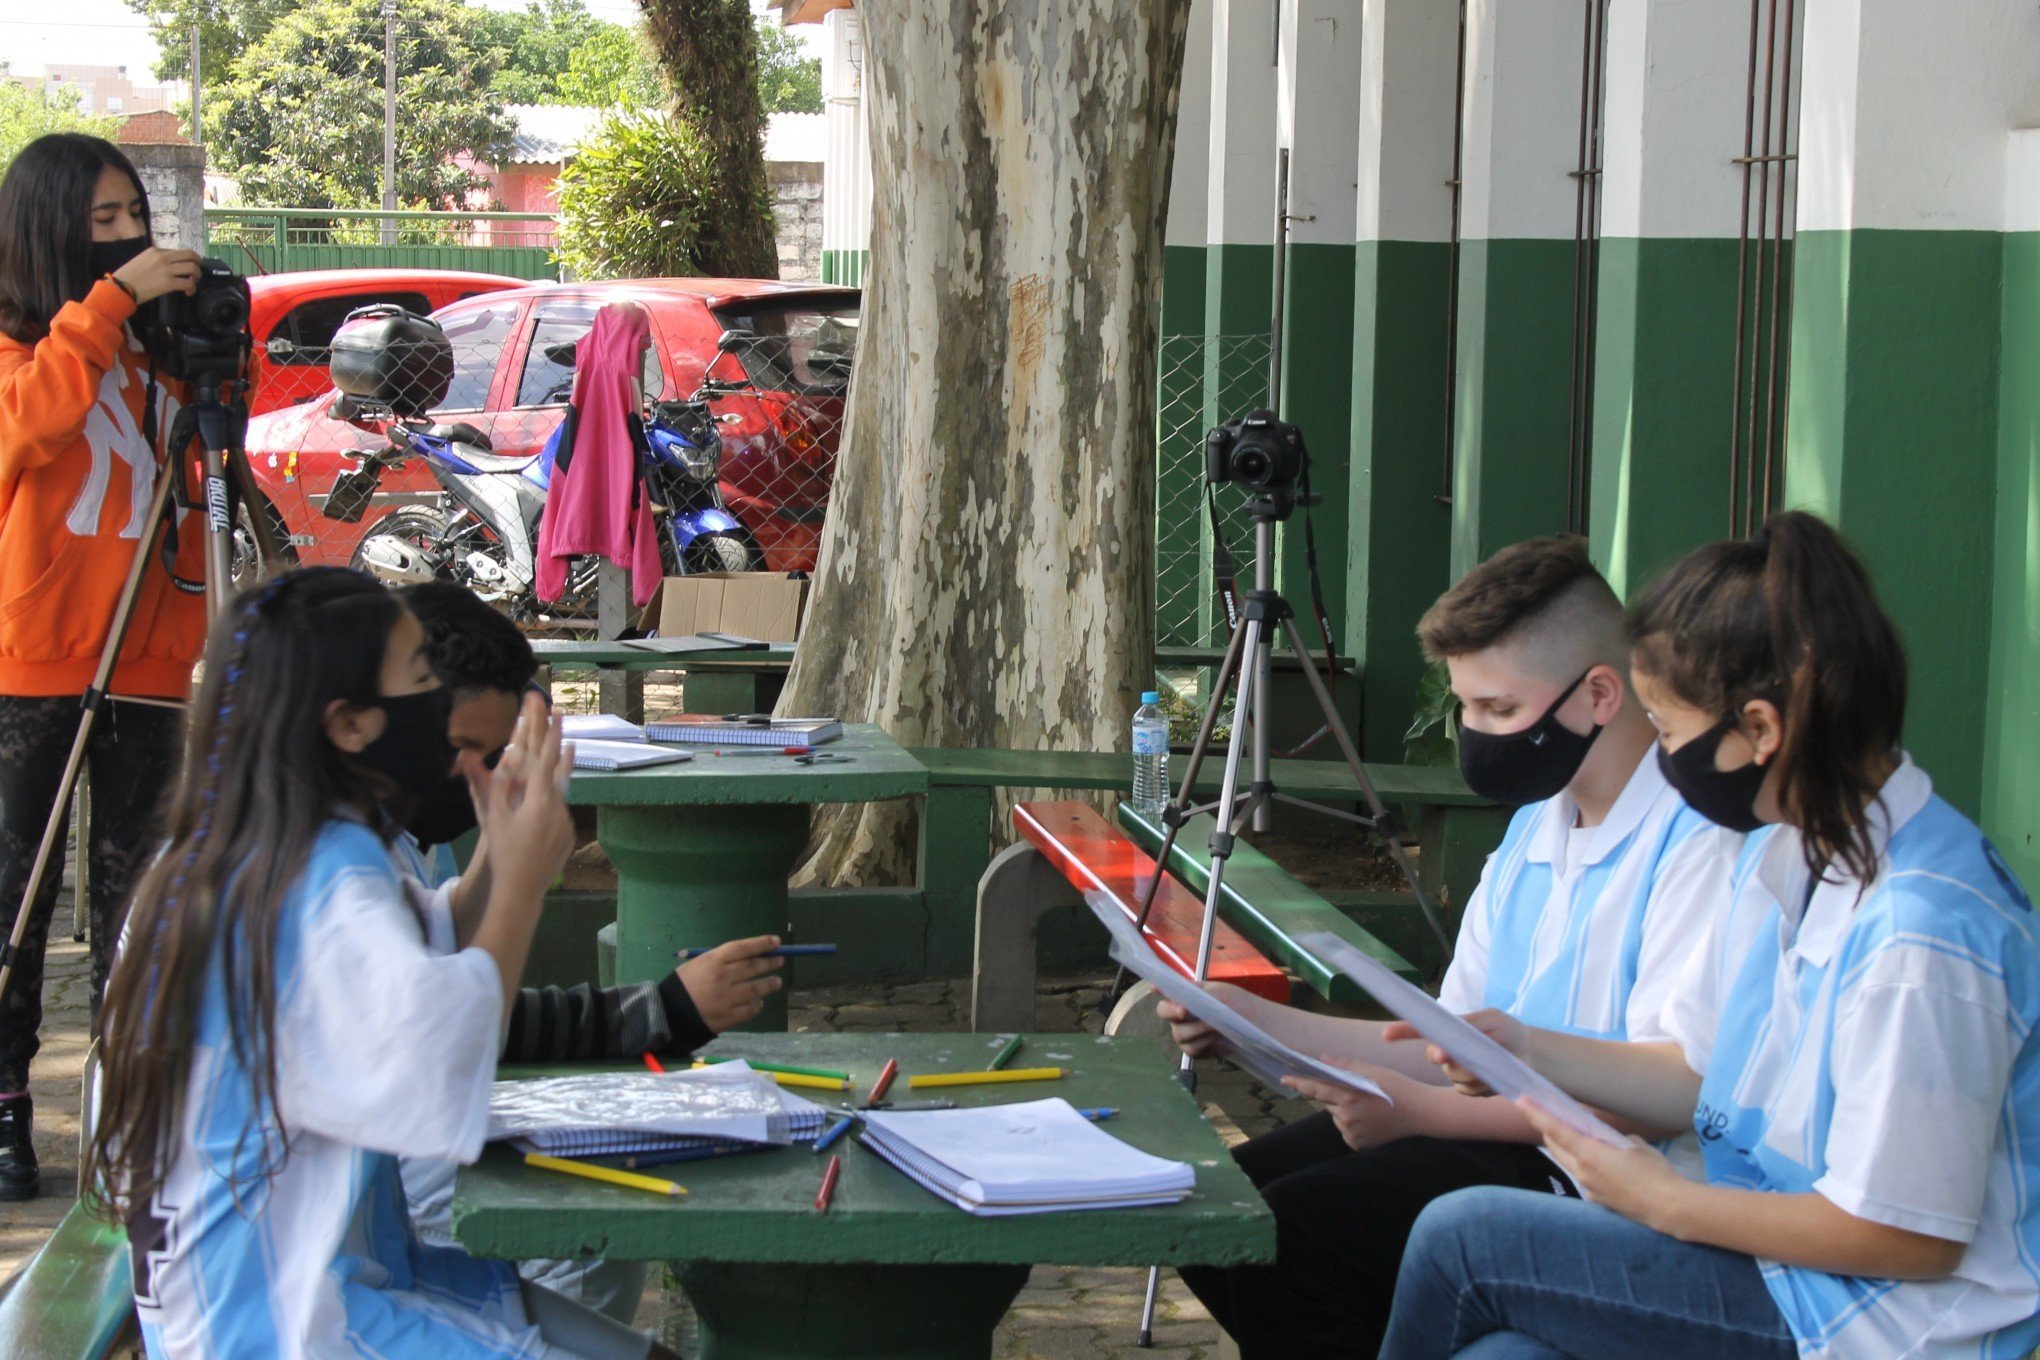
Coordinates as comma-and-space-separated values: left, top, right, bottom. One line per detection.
1200, 243, 1278, 643
1278, 242, 1357, 648
821, 249, 869, 286
1784, 229, 2004, 817
1157, 244, 1212, 647
1589, 236, 1745, 598
1348, 239, 1455, 758
1450, 238, 1580, 576
1986, 230, 2040, 889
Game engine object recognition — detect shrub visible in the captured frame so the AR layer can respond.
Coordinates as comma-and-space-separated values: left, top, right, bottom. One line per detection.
553, 107, 715, 281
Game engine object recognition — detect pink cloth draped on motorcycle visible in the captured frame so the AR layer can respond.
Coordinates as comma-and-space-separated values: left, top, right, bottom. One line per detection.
534, 301, 663, 605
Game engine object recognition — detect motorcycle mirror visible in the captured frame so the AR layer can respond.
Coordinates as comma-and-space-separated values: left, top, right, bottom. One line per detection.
331, 392, 389, 432
265, 335, 297, 361
544, 341, 580, 368
715, 328, 758, 354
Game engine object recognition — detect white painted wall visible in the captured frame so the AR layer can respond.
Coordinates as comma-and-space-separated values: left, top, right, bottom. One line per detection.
2006, 127, 2040, 237
1458, 0, 1585, 241
1598, 0, 1751, 239
1798, 0, 2040, 232
820, 7, 872, 264
1167, 0, 1214, 248
1278, 0, 1361, 246
1355, 0, 1459, 245
1207, 0, 1281, 248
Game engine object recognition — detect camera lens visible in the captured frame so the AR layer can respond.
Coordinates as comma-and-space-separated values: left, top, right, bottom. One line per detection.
1233, 448, 1272, 485
196, 288, 248, 334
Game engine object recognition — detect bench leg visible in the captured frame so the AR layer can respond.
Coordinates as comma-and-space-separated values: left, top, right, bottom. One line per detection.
971, 843, 1082, 1033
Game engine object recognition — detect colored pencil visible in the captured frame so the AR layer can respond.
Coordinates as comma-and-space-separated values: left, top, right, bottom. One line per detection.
690, 1061, 850, 1092
1077, 1107, 1119, 1122
813, 1114, 857, 1152
622, 1144, 765, 1170
524, 1152, 686, 1198
987, 1034, 1024, 1071
642, 1052, 666, 1074
845, 1098, 954, 1113
868, 1057, 900, 1105
675, 944, 839, 960
695, 1054, 853, 1081
906, 1067, 1065, 1090
815, 1154, 841, 1211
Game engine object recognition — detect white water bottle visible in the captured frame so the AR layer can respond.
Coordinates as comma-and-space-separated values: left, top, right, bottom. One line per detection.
1131, 690, 1170, 819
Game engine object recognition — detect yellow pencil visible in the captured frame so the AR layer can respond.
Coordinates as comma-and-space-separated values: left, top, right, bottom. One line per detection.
906, 1067, 1066, 1089
523, 1152, 688, 1197
693, 1061, 850, 1092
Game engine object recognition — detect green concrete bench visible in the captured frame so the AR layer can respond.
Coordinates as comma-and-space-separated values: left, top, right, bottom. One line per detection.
0, 1201, 137, 1360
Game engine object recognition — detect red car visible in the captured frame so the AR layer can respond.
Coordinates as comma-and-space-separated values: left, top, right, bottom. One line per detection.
246, 278, 859, 575
243, 269, 526, 415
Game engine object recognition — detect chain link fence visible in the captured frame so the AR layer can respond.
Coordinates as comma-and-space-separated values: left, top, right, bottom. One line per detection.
1154, 333, 1278, 649
239, 291, 853, 633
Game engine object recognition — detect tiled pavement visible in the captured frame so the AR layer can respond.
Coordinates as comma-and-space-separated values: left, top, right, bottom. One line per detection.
1, 931, 1311, 1357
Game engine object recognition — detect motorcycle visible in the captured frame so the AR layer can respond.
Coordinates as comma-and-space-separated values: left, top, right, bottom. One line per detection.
324, 385, 756, 623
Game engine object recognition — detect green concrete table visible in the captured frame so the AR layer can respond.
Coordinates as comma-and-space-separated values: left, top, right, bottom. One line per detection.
568, 724, 926, 1029
452, 1033, 1274, 1360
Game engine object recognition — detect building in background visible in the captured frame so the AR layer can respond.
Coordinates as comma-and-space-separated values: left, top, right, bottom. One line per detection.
8, 63, 186, 116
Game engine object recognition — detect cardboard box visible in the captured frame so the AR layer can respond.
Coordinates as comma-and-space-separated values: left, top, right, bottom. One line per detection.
656, 572, 807, 643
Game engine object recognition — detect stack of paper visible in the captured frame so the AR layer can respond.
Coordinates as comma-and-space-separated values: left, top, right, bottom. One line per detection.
561, 714, 648, 743
488, 1062, 827, 1158
859, 1098, 1195, 1216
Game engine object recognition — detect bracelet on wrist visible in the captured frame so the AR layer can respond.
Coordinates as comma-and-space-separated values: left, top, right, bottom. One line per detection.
106, 274, 138, 304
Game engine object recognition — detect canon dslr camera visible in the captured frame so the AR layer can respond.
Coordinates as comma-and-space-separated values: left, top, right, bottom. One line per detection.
1206, 409, 1307, 515
135, 257, 252, 388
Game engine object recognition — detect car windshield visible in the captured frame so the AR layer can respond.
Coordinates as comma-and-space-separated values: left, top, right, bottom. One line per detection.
709, 300, 858, 396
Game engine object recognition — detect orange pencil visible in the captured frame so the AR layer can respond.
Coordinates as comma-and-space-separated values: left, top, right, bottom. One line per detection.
643, 1052, 666, 1074
816, 1154, 841, 1211
868, 1057, 899, 1105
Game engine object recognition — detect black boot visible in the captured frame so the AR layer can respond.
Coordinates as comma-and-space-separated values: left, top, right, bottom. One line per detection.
0, 1093, 38, 1201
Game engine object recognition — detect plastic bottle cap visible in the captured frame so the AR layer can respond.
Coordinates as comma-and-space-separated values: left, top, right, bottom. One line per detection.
1141, 691, 1161, 703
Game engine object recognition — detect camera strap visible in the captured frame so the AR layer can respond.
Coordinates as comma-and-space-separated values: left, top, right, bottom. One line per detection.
1205, 486, 1240, 633
1295, 452, 1339, 681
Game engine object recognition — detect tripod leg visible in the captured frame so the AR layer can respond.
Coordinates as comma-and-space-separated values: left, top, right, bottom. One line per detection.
1137, 1263, 1162, 1348
0, 467, 178, 1007
200, 445, 233, 615
69, 776, 89, 944
1277, 614, 1452, 954
226, 445, 288, 572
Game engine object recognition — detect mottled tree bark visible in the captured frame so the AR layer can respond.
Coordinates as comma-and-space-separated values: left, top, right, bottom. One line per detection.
638, 0, 779, 278
778, 0, 1191, 885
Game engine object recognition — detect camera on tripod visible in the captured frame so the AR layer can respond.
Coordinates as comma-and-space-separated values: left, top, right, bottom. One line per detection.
133, 257, 252, 389
1205, 409, 1307, 518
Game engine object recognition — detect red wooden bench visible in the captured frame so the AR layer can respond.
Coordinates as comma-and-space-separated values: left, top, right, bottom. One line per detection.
970, 799, 1288, 1031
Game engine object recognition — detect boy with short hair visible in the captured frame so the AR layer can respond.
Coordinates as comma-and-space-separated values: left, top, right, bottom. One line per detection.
1163, 535, 1742, 1356
395, 582, 780, 1324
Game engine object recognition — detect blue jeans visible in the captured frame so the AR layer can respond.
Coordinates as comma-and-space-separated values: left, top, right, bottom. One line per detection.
1379, 1187, 1798, 1360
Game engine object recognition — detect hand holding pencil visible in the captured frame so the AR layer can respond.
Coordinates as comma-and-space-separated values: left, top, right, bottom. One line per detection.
676, 934, 787, 1032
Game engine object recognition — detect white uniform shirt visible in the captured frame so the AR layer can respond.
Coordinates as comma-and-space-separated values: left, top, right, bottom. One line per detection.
1661, 757, 2040, 1360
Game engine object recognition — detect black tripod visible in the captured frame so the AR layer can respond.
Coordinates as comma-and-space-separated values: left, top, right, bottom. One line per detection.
1130, 502, 1452, 1347
0, 378, 284, 1006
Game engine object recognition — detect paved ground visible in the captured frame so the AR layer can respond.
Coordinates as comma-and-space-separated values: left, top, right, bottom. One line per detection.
1, 928, 1310, 1358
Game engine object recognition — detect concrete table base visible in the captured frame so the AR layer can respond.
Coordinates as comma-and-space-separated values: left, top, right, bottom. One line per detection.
672, 1260, 1029, 1360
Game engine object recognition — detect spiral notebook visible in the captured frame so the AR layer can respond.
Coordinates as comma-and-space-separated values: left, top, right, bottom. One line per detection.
858, 1098, 1195, 1216
570, 739, 694, 772
488, 1063, 826, 1156
643, 713, 843, 747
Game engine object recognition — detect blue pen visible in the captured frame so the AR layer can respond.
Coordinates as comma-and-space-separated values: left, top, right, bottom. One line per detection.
675, 943, 839, 960
1077, 1107, 1119, 1122
618, 1143, 766, 1170
813, 1113, 857, 1152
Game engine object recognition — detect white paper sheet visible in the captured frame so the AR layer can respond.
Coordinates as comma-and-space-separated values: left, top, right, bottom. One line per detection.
1085, 892, 1387, 1101
1295, 931, 1628, 1146
560, 715, 646, 742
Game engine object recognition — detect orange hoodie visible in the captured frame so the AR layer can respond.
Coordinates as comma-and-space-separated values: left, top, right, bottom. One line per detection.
0, 279, 209, 699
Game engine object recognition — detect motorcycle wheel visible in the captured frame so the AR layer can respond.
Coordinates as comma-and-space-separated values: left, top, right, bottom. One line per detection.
682, 533, 755, 575
230, 496, 299, 591
350, 507, 450, 578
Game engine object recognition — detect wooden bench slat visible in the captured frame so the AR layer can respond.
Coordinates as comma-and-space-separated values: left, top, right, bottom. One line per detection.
1014, 802, 1289, 1003
910, 748, 1489, 807
0, 1201, 134, 1360
1116, 802, 1423, 996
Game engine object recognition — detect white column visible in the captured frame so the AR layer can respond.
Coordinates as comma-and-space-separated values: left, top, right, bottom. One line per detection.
1166, 0, 1213, 252
1355, 0, 1457, 247
1598, 0, 1748, 242
1278, 0, 1360, 247
1206, 0, 1280, 253
820, 7, 871, 284
1458, 0, 1580, 245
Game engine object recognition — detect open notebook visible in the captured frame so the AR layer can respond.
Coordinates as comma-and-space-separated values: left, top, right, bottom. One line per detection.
859, 1098, 1195, 1216
488, 1062, 827, 1156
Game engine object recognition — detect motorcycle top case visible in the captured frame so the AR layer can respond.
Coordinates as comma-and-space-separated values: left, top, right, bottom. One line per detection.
330, 306, 454, 416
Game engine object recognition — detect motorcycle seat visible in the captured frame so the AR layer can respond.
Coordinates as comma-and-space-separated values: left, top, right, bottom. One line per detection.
417, 421, 493, 450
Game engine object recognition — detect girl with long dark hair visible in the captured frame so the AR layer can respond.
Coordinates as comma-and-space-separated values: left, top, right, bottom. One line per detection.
0, 132, 210, 1197
86, 568, 676, 1359
1376, 511, 2040, 1360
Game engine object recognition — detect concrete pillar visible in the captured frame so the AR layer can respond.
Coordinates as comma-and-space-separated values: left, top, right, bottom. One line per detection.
1450, 0, 1587, 577
819, 8, 870, 286
1156, 0, 1214, 648
1586, 0, 1752, 598
1783, 0, 2040, 818
1344, 0, 1458, 757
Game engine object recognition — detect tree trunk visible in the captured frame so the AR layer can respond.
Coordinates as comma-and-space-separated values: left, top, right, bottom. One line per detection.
778, 0, 1191, 886
638, 0, 779, 278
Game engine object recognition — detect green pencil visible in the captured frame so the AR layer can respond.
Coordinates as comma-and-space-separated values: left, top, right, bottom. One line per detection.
699, 1054, 854, 1083
988, 1034, 1024, 1071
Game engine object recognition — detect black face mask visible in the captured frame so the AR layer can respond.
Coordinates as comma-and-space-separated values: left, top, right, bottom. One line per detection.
88, 235, 150, 281
354, 687, 456, 807
1657, 713, 1770, 833
401, 771, 479, 848
1457, 670, 1604, 806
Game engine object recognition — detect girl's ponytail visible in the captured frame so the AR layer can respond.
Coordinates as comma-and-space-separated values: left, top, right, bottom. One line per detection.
1633, 511, 1907, 884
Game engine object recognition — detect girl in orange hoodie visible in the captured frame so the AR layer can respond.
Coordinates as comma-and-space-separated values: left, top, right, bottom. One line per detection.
0, 133, 213, 1199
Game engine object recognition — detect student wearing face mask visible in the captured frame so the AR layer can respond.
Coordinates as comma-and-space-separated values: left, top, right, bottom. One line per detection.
391, 581, 785, 1326
1158, 535, 1745, 1356
0, 134, 219, 1199
1376, 512, 2040, 1360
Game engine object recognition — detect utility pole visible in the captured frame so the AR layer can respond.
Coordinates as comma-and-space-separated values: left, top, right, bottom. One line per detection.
381, 0, 398, 245
189, 22, 201, 142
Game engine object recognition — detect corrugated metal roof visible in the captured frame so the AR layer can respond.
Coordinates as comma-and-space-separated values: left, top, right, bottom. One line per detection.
503, 104, 605, 165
